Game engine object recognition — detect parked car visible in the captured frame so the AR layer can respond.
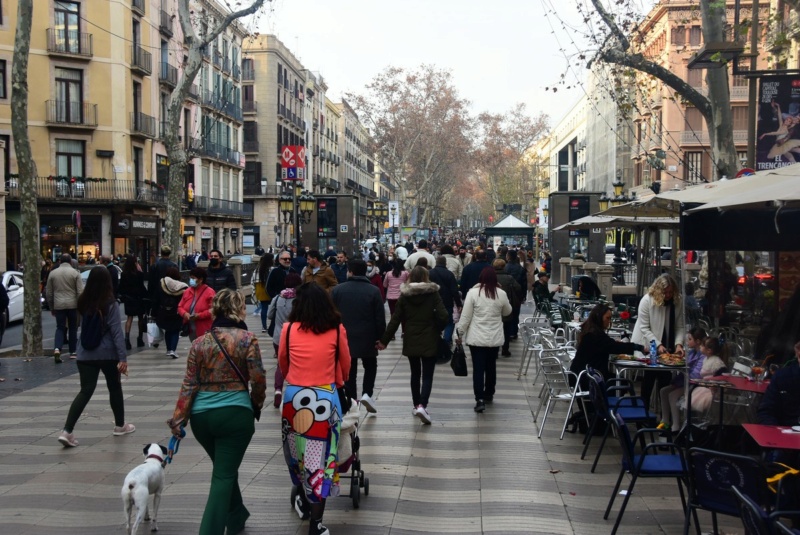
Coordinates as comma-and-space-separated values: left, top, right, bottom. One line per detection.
2, 271, 26, 324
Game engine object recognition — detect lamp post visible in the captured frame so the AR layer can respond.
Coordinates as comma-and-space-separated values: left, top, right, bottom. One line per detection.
389, 204, 397, 245
279, 183, 316, 249
541, 204, 549, 260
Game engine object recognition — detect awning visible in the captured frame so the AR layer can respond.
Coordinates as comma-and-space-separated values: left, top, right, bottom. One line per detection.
554, 214, 679, 231
684, 165, 800, 213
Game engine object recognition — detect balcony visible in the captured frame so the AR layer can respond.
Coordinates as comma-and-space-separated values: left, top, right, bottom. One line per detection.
46, 29, 93, 58
189, 195, 249, 218
131, 111, 156, 138
213, 50, 222, 69
222, 57, 231, 74
329, 179, 340, 191
244, 183, 281, 196
188, 84, 199, 100
232, 64, 240, 81
243, 140, 259, 153
195, 140, 244, 167
45, 100, 98, 128
131, 0, 145, 16
159, 62, 178, 87
159, 10, 173, 36
730, 86, 748, 100
131, 45, 152, 75
242, 68, 254, 81
5, 177, 170, 205
680, 129, 748, 145
243, 100, 257, 113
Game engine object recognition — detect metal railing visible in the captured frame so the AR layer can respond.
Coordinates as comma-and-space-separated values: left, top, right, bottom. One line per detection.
159, 9, 172, 36
244, 184, 281, 196
159, 62, 178, 86
131, 111, 156, 137
190, 195, 248, 217
680, 129, 748, 145
46, 28, 93, 57
131, 45, 152, 75
45, 100, 98, 127
242, 68, 254, 81
222, 57, 231, 74
243, 100, 257, 113
213, 50, 222, 68
232, 64, 240, 80
5, 177, 170, 204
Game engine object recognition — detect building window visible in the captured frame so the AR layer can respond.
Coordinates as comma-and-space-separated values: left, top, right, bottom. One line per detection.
684, 107, 705, 131
0, 134, 9, 179
201, 165, 209, 196
687, 67, 702, 88
671, 26, 685, 46
689, 26, 702, 46
54, 1, 81, 54
212, 167, 220, 199
685, 151, 704, 183
55, 67, 84, 123
732, 106, 748, 131
56, 139, 85, 177
0, 60, 6, 99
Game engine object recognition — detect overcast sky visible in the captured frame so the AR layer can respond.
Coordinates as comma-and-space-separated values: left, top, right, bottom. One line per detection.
257, 0, 599, 124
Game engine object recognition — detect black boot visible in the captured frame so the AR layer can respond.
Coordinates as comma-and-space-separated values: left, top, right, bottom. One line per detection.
137, 334, 145, 348
125, 334, 132, 350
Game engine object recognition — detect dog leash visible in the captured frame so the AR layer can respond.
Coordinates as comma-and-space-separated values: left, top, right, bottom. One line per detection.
167, 425, 185, 464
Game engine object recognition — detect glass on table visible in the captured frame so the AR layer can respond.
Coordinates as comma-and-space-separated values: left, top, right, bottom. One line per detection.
751, 364, 765, 384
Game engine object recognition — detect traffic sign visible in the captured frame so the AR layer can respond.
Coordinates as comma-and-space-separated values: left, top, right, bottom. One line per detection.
735, 167, 755, 178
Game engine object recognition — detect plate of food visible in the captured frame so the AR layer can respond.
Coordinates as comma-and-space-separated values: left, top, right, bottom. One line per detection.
614, 354, 635, 361
658, 354, 686, 367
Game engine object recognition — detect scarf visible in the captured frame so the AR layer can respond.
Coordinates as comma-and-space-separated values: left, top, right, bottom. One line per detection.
211, 316, 248, 330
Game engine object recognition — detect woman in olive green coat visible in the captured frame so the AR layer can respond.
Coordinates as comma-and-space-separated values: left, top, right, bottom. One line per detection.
378, 266, 448, 425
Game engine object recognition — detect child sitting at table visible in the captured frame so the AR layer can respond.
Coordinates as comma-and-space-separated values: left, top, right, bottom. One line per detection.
684, 336, 730, 417
657, 327, 707, 431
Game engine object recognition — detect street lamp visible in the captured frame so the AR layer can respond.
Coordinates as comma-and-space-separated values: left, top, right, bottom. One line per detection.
389, 204, 397, 245
609, 172, 631, 266
279, 183, 316, 249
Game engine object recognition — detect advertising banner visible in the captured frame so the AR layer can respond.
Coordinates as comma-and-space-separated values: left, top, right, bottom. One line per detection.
757, 76, 800, 170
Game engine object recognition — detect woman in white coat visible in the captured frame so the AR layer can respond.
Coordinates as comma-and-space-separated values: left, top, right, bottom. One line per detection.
455, 266, 512, 413
631, 274, 686, 411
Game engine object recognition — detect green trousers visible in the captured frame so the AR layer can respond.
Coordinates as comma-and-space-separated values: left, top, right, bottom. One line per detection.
190, 405, 255, 535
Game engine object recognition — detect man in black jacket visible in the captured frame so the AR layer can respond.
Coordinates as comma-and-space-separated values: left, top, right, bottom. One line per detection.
757, 341, 800, 464
460, 249, 490, 300
331, 259, 386, 413
429, 256, 463, 364
331, 251, 348, 284
206, 249, 237, 293
149, 246, 178, 316
266, 250, 296, 301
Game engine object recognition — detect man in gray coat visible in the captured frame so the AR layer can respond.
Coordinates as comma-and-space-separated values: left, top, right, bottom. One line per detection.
46, 254, 84, 363
331, 258, 386, 413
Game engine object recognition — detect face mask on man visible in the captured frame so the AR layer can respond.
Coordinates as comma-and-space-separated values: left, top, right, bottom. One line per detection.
209, 258, 220, 267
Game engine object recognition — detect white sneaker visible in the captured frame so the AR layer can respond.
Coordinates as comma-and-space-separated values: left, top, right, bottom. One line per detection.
411, 406, 419, 417
360, 393, 377, 413
415, 405, 431, 425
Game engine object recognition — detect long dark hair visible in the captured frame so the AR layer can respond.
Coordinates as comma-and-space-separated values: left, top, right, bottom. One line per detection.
478, 266, 498, 299
77, 266, 114, 314
288, 282, 341, 334
392, 257, 405, 278
578, 304, 612, 344
258, 253, 274, 284
122, 254, 138, 276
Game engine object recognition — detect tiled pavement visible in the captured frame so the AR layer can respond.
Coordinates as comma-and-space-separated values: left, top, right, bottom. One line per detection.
0, 309, 744, 534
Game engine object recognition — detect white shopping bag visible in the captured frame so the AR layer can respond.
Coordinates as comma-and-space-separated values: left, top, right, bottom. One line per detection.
146, 319, 163, 345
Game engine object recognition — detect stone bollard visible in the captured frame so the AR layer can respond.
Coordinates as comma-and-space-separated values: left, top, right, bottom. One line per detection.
597, 265, 614, 300
570, 259, 585, 277
559, 257, 572, 286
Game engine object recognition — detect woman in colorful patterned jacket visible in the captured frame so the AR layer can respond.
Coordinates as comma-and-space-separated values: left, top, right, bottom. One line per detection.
167, 289, 266, 535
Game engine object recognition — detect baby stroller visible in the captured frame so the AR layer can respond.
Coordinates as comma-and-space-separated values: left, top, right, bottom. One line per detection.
289, 402, 369, 510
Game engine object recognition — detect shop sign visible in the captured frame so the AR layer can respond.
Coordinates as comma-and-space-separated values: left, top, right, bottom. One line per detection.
156, 155, 170, 166
115, 215, 158, 236
230, 228, 239, 237
184, 226, 195, 236
201, 227, 212, 239
242, 226, 257, 234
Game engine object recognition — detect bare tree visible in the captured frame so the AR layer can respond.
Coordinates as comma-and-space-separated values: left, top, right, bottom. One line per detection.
349, 65, 474, 227
10, 0, 43, 356
473, 104, 549, 212
579, 0, 739, 179
162, 0, 269, 260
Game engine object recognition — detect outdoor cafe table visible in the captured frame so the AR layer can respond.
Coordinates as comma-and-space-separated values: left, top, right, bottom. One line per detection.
742, 424, 800, 451
689, 375, 770, 431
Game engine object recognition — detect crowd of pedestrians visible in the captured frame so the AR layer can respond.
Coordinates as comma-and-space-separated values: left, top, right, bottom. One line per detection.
48, 237, 547, 535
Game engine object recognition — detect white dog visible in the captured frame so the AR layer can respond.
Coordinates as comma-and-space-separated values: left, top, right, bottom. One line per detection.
122, 443, 169, 534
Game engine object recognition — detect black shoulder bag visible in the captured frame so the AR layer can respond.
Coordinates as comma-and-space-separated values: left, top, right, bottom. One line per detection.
286, 322, 351, 415
210, 329, 261, 421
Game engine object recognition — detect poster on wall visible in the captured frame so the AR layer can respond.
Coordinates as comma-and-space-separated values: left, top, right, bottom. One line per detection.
757, 76, 800, 170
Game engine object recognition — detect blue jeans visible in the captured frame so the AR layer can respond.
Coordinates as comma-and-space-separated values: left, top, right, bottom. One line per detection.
165, 329, 180, 352
260, 300, 269, 331
469, 345, 499, 401
443, 308, 455, 345
54, 308, 78, 354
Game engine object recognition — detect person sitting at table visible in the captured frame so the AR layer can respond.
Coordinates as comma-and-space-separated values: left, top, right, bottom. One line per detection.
631, 274, 686, 412
576, 276, 601, 301
657, 327, 707, 431
569, 304, 644, 382
532, 272, 560, 305
757, 340, 800, 441
686, 336, 729, 416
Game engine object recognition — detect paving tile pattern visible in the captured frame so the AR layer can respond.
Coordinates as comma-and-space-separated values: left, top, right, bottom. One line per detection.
0, 308, 744, 534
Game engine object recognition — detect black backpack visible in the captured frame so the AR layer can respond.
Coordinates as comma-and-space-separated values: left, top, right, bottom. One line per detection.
80, 308, 107, 350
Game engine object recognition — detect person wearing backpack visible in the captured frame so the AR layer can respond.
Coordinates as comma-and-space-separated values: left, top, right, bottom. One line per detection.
57, 267, 133, 447
156, 266, 188, 359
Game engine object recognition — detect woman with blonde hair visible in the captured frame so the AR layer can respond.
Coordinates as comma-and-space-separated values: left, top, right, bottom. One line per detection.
168, 288, 266, 535
631, 274, 686, 411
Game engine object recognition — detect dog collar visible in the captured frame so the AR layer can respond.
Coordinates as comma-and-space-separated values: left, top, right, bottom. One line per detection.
146, 453, 166, 467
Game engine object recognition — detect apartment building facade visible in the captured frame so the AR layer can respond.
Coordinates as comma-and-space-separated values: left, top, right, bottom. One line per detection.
336, 99, 375, 240
0, 0, 248, 268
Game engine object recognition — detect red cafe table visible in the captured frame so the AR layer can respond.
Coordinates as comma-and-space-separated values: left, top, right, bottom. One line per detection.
689, 375, 770, 445
742, 424, 800, 451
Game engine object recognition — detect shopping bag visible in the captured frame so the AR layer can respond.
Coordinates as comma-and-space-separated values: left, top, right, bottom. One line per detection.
450, 342, 468, 377
147, 319, 163, 345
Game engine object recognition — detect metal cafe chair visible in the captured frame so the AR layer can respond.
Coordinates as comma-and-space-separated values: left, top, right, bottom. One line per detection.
533, 359, 588, 439
733, 486, 800, 535
683, 447, 773, 535
604, 411, 688, 535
